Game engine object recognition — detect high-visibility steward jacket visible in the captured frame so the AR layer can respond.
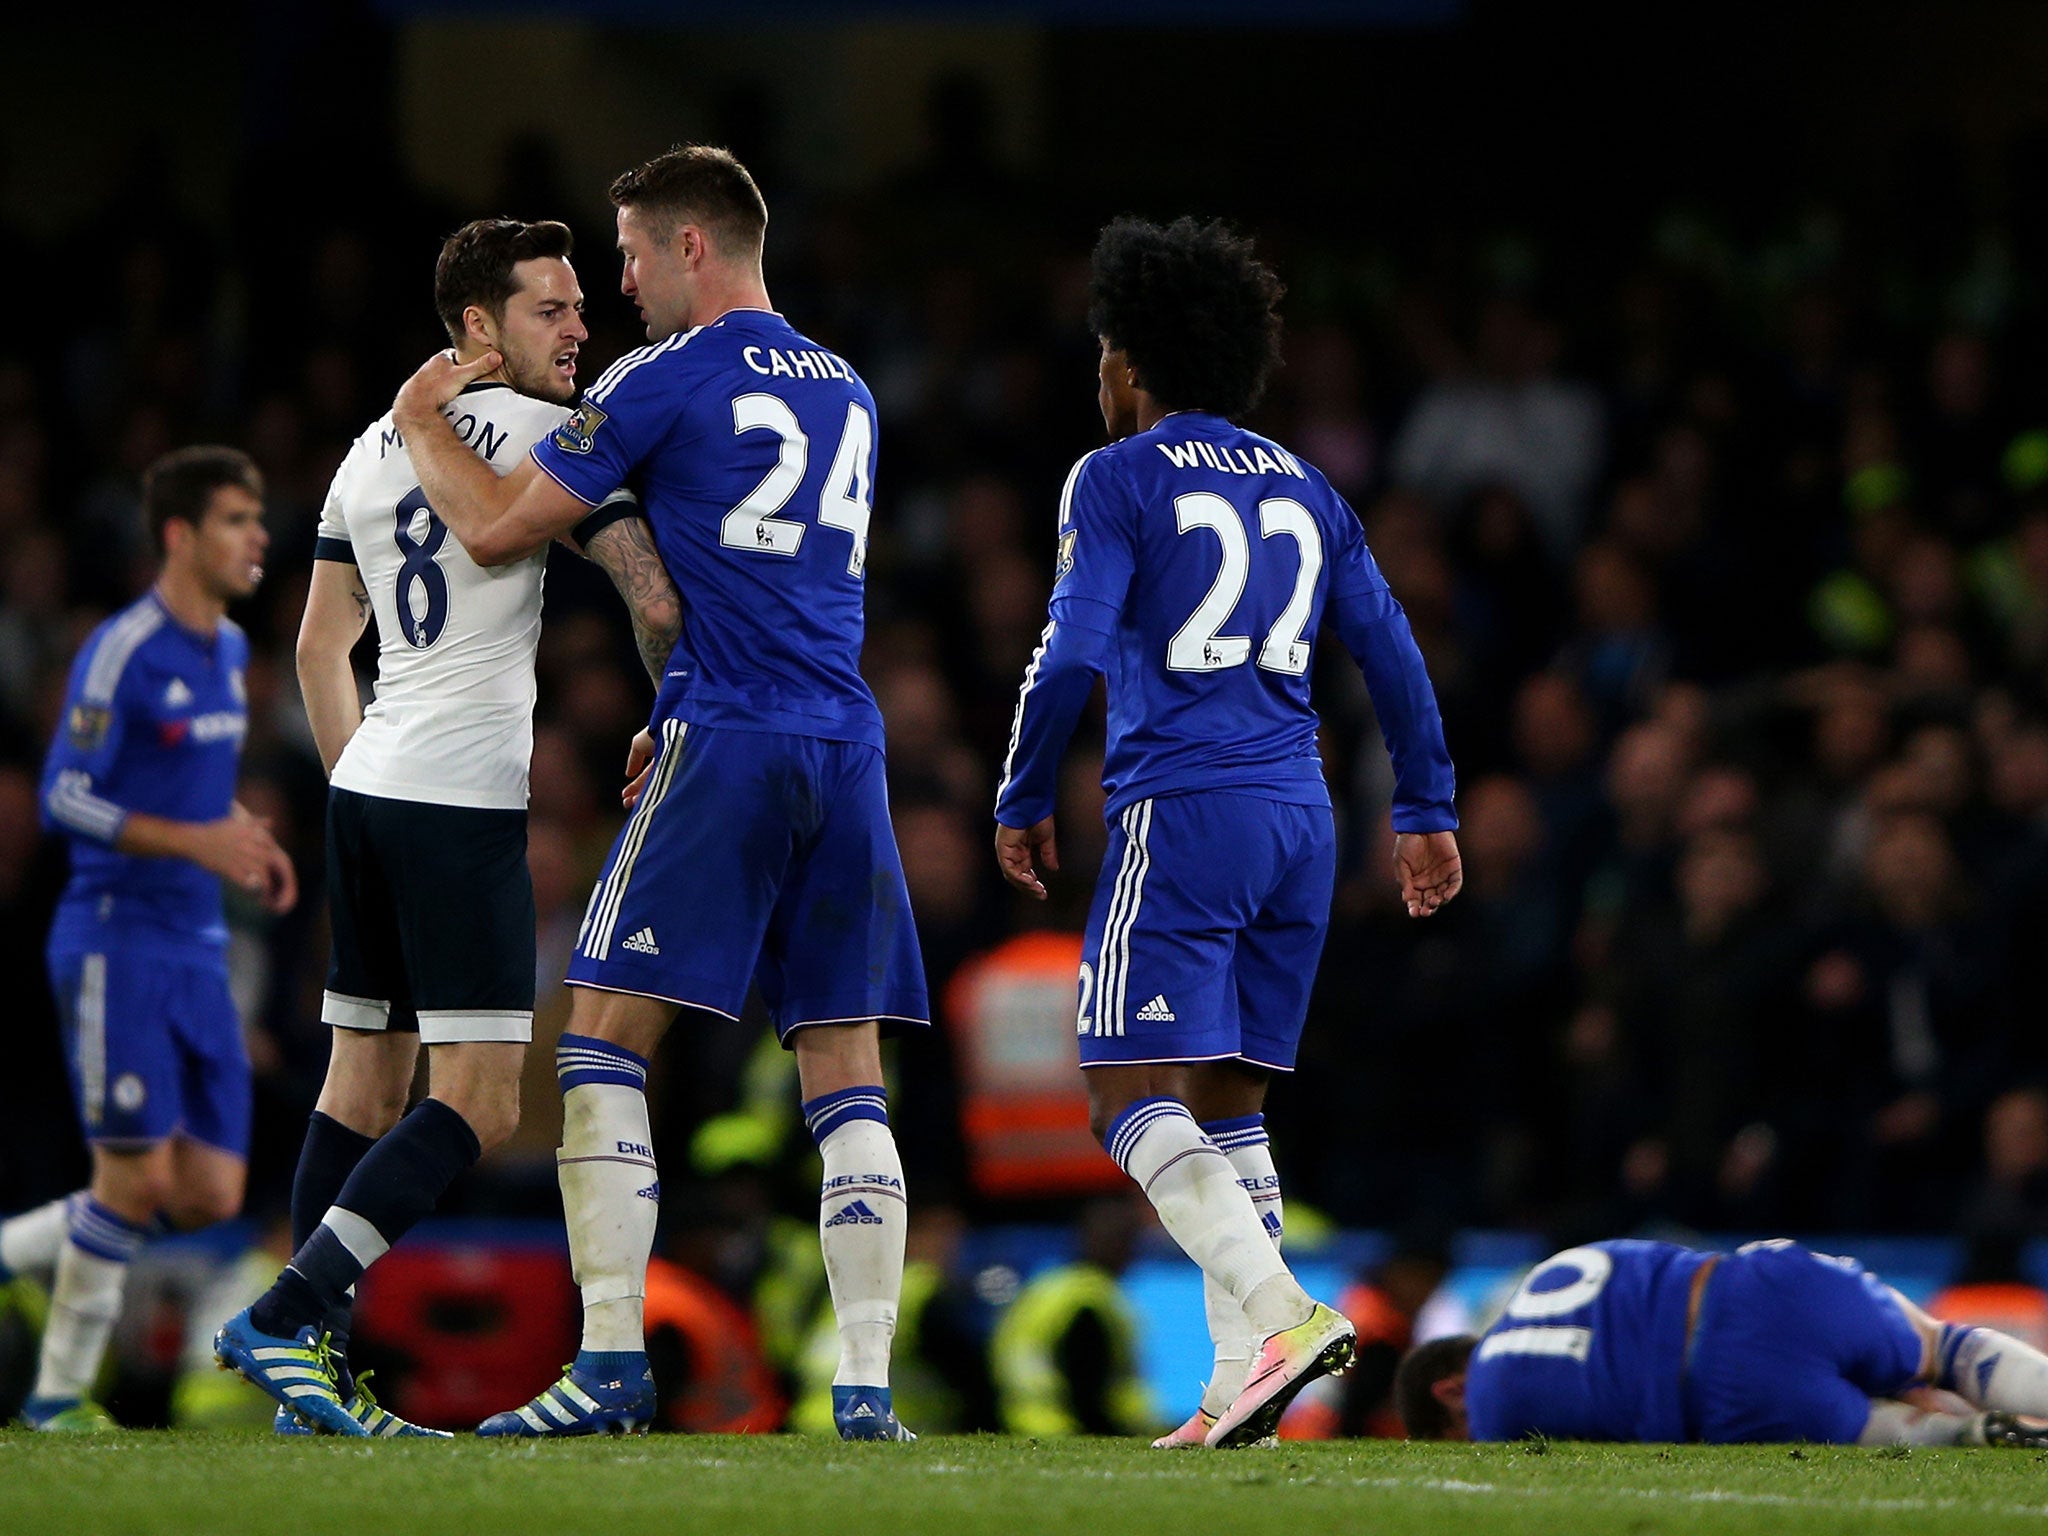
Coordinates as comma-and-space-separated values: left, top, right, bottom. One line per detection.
1927, 1281, 2048, 1352
992, 1261, 1153, 1436
644, 1257, 785, 1433
946, 932, 1127, 1199
791, 1260, 959, 1434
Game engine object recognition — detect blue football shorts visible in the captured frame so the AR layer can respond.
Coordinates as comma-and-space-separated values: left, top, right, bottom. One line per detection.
46, 943, 251, 1155
566, 718, 929, 1040
1684, 1240, 1926, 1444
1075, 790, 1335, 1071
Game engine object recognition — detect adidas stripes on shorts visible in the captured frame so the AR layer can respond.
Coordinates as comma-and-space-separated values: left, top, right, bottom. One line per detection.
1075, 790, 1333, 1071
565, 718, 929, 1041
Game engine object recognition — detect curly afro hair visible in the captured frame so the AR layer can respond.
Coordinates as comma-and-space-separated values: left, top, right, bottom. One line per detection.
1087, 215, 1285, 420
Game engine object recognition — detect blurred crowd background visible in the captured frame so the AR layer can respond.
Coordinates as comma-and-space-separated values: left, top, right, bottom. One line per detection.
10, 0, 2048, 1431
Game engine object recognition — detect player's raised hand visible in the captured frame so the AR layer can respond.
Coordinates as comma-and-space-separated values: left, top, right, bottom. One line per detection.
621, 728, 657, 809
1394, 829, 1463, 918
394, 348, 501, 424
995, 816, 1059, 901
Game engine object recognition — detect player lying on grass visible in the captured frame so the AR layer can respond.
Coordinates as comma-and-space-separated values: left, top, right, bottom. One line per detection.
993, 216, 1460, 1449
1397, 1237, 2048, 1448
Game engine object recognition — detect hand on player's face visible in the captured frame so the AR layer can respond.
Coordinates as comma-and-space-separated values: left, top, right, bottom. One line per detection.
994, 817, 1059, 901
1394, 830, 1464, 919
395, 348, 502, 425
490, 257, 587, 404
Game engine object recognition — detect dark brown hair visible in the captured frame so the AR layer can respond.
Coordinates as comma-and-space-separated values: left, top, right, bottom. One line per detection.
608, 144, 767, 258
1394, 1334, 1478, 1439
433, 218, 575, 345
143, 446, 263, 556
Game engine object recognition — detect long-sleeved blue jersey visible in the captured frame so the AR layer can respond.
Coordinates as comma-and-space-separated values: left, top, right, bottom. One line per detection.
41, 591, 249, 957
995, 412, 1456, 830
531, 309, 884, 750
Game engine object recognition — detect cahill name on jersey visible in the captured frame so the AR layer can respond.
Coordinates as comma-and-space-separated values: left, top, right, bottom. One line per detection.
315, 382, 596, 811
530, 309, 884, 750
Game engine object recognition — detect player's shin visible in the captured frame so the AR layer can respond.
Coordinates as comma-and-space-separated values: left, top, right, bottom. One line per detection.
1196, 1115, 1284, 1414
29, 1198, 148, 1407
1938, 1323, 2048, 1413
289, 1112, 378, 1389
555, 1033, 659, 1354
1107, 1098, 1309, 1335
806, 1086, 906, 1388
1860, 1400, 1978, 1446
251, 1099, 481, 1337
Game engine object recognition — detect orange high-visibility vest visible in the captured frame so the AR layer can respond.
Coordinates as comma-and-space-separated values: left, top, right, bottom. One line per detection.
644, 1257, 786, 1434
946, 931, 1126, 1199
1926, 1281, 2048, 1352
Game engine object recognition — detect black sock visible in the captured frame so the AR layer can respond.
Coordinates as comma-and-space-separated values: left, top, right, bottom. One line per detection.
252, 1099, 481, 1336
291, 1111, 378, 1393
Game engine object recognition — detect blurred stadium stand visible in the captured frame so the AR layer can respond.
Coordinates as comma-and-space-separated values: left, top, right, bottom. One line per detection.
11, 0, 2048, 1428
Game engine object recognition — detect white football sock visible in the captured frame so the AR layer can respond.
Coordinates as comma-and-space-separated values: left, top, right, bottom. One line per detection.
1108, 1098, 1307, 1338
1859, 1400, 1977, 1446
557, 1080, 659, 1354
1944, 1325, 2048, 1413
33, 1200, 146, 1403
1198, 1117, 1285, 1415
815, 1116, 907, 1387
0, 1193, 78, 1283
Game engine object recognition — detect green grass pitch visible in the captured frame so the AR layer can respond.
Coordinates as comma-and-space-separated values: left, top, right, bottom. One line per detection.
5, 1433, 2048, 1535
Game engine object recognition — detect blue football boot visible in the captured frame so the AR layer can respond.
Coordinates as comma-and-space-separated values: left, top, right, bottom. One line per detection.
833, 1385, 915, 1441
476, 1352, 654, 1437
214, 1309, 366, 1437
273, 1370, 450, 1438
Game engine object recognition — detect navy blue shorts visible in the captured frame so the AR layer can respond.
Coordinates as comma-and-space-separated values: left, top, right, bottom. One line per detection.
47, 945, 250, 1155
1076, 791, 1334, 1071
1684, 1240, 1926, 1444
322, 789, 536, 1045
567, 719, 929, 1039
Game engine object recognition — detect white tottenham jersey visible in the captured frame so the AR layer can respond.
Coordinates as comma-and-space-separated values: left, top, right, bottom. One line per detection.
316, 383, 577, 811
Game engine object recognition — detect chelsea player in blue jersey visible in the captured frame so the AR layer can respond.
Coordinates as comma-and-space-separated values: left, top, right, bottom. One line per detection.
382, 146, 926, 1440
994, 217, 1462, 1449
1, 447, 296, 1429
1398, 1238, 2048, 1449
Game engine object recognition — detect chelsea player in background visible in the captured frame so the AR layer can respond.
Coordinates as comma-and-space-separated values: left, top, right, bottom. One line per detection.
0, 447, 296, 1430
994, 217, 1462, 1450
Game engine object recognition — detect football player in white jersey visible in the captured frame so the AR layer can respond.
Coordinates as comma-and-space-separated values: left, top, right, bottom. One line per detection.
214, 219, 680, 1436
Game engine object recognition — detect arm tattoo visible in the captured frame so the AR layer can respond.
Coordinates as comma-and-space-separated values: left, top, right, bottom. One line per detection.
585, 517, 683, 687
352, 581, 370, 624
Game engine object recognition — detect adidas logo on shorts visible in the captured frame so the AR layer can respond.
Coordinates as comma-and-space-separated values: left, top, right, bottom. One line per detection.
1135, 994, 1176, 1022
621, 927, 660, 956
826, 1199, 884, 1228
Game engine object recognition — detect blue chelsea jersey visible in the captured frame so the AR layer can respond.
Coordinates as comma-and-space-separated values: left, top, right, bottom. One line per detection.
1046, 413, 1397, 814
1464, 1240, 1713, 1444
41, 592, 251, 957
532, 310, 884, 749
